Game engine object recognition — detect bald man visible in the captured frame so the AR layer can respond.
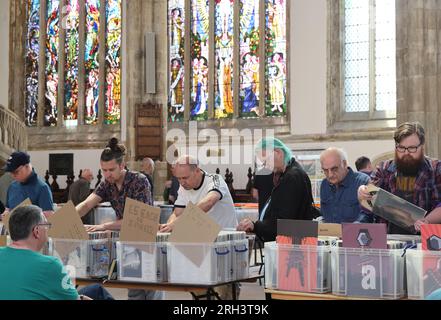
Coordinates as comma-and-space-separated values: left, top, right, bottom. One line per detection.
68, 169, 94, 224
140, 157, 155, 197
320, 148, 371, 223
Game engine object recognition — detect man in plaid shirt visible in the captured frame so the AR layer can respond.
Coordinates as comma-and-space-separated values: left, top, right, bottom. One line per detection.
358, 122, 441, 234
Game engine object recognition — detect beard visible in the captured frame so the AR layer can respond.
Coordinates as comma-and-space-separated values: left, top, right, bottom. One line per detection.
395, 152, 424, 176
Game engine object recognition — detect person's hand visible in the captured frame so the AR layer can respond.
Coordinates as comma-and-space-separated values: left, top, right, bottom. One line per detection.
237, 218, 254, 232
85, 224, 106, 232
78, 294, 93, 300
414, 218, 429, 232
357, 185, 373, 202
159, 223, 174, 233
0, 209, 9, 221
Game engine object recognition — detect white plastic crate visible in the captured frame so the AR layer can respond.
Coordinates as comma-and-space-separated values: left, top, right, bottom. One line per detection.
331, 246, 405, 299
167, 242, 232, 285
52, 239, 89, 278
264, 242, 331, 293
116, 241, 161, 283
231, 239, 250, 280
406, 248, 441, 299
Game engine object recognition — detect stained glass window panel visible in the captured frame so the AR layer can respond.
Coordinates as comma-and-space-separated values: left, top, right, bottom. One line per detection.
85, 0, 100, 124
105, 0, 121, 125
45, 0, 60, 126
214, 0, 234, 119
239, 0, 259, 118
168, 0, 185, 122
265, 0, 287, 117
64, 0, 80, 126
190, 0, 209, 121
25, 0, 40, 127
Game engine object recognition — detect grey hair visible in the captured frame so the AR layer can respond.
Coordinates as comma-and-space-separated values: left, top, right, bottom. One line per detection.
9, 205, 44, 241
143, 157, 155, 171
320, 147, 348, 164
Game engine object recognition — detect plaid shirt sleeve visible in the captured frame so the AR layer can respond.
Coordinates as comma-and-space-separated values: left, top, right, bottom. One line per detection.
370, 160, 389, 190
431, 160, 441, 210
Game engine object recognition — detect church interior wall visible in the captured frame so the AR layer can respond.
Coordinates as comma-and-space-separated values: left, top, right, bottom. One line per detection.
0, 0, 9, 109
1, 0, 395, 191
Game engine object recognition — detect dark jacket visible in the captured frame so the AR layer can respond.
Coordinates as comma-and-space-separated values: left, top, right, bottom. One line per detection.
253, 158, 318, 242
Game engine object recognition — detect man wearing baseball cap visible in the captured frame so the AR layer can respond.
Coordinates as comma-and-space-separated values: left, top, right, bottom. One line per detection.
1, 151, 54, 217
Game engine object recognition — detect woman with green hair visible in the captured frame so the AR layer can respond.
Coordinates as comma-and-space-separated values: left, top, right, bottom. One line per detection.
237, 137, 319, 241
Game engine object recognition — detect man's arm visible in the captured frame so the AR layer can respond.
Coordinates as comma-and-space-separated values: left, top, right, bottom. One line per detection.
195, 191, 221, 213
76, 193, 102, 217
159, 207, 183, 232
86, 219, 122, 232
415, 206, 441, 231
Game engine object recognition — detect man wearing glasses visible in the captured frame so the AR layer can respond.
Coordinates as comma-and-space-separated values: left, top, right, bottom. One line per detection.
320, 147, 370, 223
358, 122, 441, 234
0, 205, 114, 300
0, 205, 86, 299
1, 152, 54, 217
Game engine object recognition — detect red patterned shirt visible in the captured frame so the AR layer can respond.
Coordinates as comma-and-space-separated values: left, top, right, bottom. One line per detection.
94, 171, 153, 219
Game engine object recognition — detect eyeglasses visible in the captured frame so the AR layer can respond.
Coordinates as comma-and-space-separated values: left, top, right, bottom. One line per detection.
322, 166, 340, 175
395, 143, 422, 153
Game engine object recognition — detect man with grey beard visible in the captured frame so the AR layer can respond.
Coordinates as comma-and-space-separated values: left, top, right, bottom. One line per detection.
358, 122, 441, 234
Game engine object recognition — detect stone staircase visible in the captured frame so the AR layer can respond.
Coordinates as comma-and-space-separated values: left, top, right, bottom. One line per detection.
0, 105, 28, 169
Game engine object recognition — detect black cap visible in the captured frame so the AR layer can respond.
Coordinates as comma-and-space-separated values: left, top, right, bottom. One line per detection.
4, 152, 30, 172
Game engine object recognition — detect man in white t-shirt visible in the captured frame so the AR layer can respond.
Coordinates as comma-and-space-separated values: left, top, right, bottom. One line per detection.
160, 155, 238, 231
159, 155, 239, 300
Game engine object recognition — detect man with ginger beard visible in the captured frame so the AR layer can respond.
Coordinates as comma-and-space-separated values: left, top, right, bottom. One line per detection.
358, 122, 441, 234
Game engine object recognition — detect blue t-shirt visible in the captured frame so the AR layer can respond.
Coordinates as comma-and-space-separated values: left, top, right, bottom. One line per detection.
320, 167, 370, 223
6, 171, 53, 211
0, 247, 78, 300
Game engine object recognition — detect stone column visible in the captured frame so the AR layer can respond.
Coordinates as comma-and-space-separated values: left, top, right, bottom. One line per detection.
396, 0, 441, 158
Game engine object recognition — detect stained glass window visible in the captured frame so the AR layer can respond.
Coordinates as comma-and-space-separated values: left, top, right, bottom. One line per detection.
25, 0, 40, 126
240, 0, 259, 118
85, 0, 100, 125
168, 0, 287, 122
190, 0, 209, 121
24, 0, 122, 127
168, 0, 185, 122
105, 0, 122, 125
214, 0, 234, 119
45, 0, 60, 126
64, 0, 80, 126
265, 0, 286, 116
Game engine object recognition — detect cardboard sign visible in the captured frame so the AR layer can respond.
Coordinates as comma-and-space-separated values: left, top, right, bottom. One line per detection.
2, 198, 32, 233
119, 198, 161, 243
169, 202, 222, 267
318, 223, 342, 238
48, 201, 88, 240
45, 201, 88, 260
169, 202, 221, 244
